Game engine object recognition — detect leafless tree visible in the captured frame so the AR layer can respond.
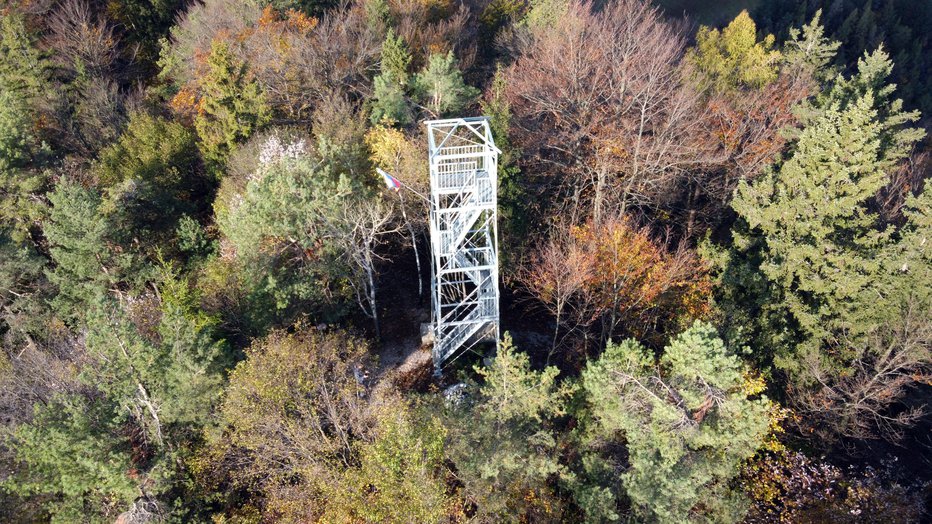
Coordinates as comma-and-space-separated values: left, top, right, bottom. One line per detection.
333, 198, 402, 339
47, 0, 120, 77
393, 0, 477, 71
517, 224, 595, 363
505, 0, 718, 223
794, 299, 932, 443
242, 3, 381, 120
0, 328, 85, 428
162, 0, 261, 86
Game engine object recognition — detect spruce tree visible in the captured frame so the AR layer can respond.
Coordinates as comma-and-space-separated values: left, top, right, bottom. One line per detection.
370, 29, 413, 125
802, 47, 924, 163
722, 50, 925, 385
194, 40, 271, 171
6, 393, 137, 523
732, 93, 891, 374
783, 9, 841, 80
0, 14, 50, 242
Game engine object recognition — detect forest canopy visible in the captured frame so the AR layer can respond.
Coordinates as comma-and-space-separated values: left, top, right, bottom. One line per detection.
0, 0, 930, 522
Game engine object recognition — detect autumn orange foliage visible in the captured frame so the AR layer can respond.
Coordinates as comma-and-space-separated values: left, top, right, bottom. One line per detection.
521, 215, 711, 357
576, 216, 711, 343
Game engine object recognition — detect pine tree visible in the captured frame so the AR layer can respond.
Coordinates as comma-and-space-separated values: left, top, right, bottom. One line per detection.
217, 138, 361, 323
444, 334, 575, 519
581, 321, 771, 523
194, 40, 271, 171
82, 276, 225, 445
0, 91, 48, 242
0, 13, 48, 102
413, 51, 479, 118
5, 393, 137, 523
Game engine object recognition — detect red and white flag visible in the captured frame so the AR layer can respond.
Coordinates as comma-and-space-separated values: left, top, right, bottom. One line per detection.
377, 168, 401, 191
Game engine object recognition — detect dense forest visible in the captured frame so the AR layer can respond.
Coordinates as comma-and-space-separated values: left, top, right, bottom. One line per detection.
0, 0, 930, 522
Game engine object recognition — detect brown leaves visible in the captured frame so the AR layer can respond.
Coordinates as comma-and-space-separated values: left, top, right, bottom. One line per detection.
520, 214, 712, 357
501, 1, 729, 226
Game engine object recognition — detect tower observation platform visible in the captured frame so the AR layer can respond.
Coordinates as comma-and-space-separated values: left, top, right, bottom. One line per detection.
426, 117, 501, 369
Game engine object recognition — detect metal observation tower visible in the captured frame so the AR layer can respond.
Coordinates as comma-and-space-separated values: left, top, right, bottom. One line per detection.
426, 117, 501, 369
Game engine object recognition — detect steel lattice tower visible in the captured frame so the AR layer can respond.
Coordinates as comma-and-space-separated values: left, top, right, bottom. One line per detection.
426, 117, 500, 369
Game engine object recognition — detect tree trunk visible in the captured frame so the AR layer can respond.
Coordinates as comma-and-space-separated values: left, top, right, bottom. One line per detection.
367, 263, 381, 340
399, 191, 423, 298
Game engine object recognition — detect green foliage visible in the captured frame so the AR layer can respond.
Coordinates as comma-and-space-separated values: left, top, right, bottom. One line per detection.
413, 51, 479, 118
96, 112, 207, 242
217, 138, 363, 325
724, 58, 924, 380
370, 30, 413, 125
379, 28, 411, 86
755, 0, 932, 124
44, 180, 147, 323
445, 334, 575, 520
262, 0, 338, 16
0, 90, 48, 242
802, 47, 925, 161
0, 13, 48, 102
0, 234, 50, 343
325, 400, 451, 523
480, 0, 527, 36
364, 0, 392, 35
370, 77, 411, 126
0, 14, 50, 242
175, 215, 214, 262
83, 290, 225, 441
522, 0, 570, 31
96, 112, 199, 188
582, 321, 771, 523
688, 10, 782, 91
195, 40, 271, 171
482, 66, 527, 270
783, 10, 840, 80
5, 394, 136, 524
107, 0, 186, 67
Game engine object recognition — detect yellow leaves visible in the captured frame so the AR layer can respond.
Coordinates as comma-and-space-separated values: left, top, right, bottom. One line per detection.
365, 125, 409, 170
688, 10, 781, 91
169, 85, 199, 122
741, 369, 767, 396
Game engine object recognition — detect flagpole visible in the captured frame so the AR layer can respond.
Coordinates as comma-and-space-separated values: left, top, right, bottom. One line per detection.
376, 168, 428, 298
376, 168, 431, 205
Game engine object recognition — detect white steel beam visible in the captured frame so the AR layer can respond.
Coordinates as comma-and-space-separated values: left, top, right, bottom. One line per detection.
426, 117, 500, 369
